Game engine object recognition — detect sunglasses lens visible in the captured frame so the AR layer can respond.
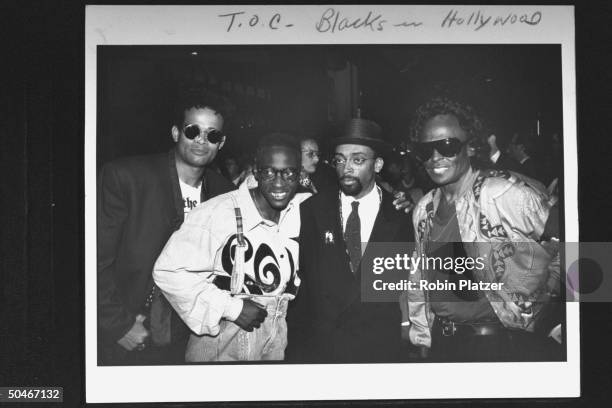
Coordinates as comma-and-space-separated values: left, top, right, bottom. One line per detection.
417, 139, 464, 159
436, 139, 462, 157
183, 125, 200, 140
415, 144, 435, 160
206, 129, 223, 144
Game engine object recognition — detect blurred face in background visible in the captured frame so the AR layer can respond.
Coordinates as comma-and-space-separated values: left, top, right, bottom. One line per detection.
224, 157, 240, 179
300, 139, 320, 174
507, 134, 528, 162
385, 161, 403, 184
400, 158, 415, 183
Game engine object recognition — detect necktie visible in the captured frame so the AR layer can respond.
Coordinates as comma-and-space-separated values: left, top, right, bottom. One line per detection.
344, 201, 361, 274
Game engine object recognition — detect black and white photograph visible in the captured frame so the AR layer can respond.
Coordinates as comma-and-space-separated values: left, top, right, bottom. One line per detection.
18, 2, 612, 406
85, 4, 579, 403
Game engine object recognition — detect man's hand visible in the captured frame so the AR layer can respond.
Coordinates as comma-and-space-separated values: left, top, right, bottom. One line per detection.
117, 314, 150, 351
233, 299, 268, 332
504, 301, 534, 326
392, 191, 415, 214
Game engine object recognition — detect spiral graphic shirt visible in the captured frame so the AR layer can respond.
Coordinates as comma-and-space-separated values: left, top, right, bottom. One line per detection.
153, 182, 310, 336
219, 225, 300, 297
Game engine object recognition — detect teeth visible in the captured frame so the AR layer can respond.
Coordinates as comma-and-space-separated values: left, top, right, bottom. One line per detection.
271, 192, 287, 199
432, 167, 448, 174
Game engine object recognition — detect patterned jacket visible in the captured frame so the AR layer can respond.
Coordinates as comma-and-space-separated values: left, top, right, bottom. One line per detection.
402, 167, 560, 348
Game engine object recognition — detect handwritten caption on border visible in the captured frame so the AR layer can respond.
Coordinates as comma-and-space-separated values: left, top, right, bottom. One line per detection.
218, 8, 542, 33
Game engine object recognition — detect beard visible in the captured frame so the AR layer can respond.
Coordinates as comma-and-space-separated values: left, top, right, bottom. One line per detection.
339, 176, 363, 196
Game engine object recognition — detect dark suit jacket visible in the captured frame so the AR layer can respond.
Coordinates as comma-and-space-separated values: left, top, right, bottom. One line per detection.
310, 162, 338, 195
490, 152, 521, 173
518, 157, 541, 182
97, 149, 235, 350
287, 187, 414, 363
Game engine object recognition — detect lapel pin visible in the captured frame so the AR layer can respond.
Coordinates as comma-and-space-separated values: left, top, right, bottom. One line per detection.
324, 231, 335, 244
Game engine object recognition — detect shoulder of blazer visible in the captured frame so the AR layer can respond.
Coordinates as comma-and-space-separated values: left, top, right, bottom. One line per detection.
203, 167, 237, 198
378, 188, 414, 236
101, 152, 168, 182
379, 188, 405, 220
301, 188, 338, 213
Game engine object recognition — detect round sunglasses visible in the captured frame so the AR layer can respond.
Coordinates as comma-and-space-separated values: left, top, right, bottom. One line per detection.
183, 124, 224, 144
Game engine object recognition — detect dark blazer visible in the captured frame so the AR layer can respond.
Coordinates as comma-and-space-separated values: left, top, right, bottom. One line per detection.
518, 157, 541, 182
310, 162, 339, 195
97, 149, 235, 351
287, 187, 414, 363
490, 152, 521, 173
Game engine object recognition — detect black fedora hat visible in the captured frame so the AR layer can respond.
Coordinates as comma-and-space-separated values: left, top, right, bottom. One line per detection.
331, 118, 391, 155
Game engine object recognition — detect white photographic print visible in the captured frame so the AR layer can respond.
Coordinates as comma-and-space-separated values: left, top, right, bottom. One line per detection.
86, 5, 578, 403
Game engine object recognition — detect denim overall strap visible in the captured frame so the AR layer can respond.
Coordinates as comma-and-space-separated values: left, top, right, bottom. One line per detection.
230, 195, 247, 295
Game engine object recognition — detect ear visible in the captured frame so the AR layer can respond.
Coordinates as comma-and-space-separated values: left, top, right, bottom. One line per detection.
487, 134, 496, 147
218, 136, 226, 151
171, 126, 180, 143
374, 157, 384, 174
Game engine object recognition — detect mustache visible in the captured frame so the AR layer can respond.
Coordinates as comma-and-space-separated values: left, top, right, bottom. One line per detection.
340, 176, 359, 182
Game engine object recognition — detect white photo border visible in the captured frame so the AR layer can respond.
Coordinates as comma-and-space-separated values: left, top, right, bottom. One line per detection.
85, 4, 579, 403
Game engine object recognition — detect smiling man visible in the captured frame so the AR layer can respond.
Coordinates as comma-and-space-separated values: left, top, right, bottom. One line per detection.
97, 90, 235, 365
153, 133, 310, 361
287, 118, 413, 363
402, 98, 562, 362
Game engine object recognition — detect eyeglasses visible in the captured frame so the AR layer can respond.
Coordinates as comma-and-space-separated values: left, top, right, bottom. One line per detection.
257, 167, 300, 182
414, 138, 469, 160
183, 124, 224, 144
332, 156, 375, 168
301, 150, 321, 159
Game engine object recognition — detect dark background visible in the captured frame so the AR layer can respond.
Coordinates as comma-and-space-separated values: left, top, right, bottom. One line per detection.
1, 1, 611, 407
98, 44, 562, 166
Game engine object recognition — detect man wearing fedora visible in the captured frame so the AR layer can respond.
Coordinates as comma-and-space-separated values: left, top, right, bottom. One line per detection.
287, 118, 414, 363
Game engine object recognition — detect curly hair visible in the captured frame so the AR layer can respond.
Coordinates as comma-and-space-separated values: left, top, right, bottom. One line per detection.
410, 97, 485, 143
173, 88, 233, 127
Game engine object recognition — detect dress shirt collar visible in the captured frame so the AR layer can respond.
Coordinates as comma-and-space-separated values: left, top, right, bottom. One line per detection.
340, 183, 381, 210
236, 181, 310, 231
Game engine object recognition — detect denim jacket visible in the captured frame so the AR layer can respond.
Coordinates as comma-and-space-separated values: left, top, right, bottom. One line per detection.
402, 167, 559, 348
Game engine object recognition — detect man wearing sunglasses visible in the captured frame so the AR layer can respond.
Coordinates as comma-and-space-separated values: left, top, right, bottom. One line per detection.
401, 98, 562, 362
153, 133, 310, 361
287, 118, 414, 363
97, 91, 235, 365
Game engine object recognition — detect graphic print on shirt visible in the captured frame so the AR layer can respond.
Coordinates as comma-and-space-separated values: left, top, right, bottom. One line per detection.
220, 233, 299, 296
179, 180, 201, 214
184, 197, 198, 212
